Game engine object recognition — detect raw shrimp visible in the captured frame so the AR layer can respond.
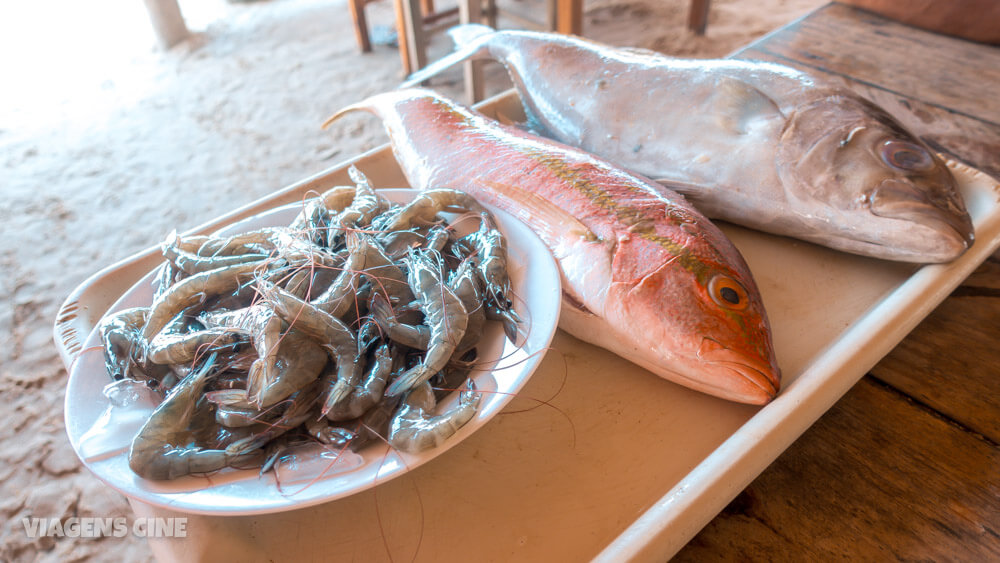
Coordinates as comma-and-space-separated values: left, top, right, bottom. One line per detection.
305, 418, 357, 448
448, 258, 487, 353
128, 354, 263, 480
161, 231, 269, 275
325, 342, 395, 421
309, 232, 368, 317
423, 224, 452, 253
464, 213, 512, 306
147, 327, 248, 365
141, 260, 265, 342
227, 382, 323, 454
377, 188, 488, 233
247, 325, 327, 408
370, 294, 430, 349
258, 280, 361, 415
153, 261, 183, 300
326, 167, 386, 247
99, 307, 176, 385
353, 232, 415, 305
289, 199, 330, 246
380, 228, 430, 259
388, 380, 481, 454
385, 250, 469, 397
109, 176, 521, 482
146, 311, 246, 364
198, 227, 284, 257
99, 307, 149, 381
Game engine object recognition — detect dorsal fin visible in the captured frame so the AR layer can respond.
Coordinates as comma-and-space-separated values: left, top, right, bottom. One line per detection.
400, 24, 498, 88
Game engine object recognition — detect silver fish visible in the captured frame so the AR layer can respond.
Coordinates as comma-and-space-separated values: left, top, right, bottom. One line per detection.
404, 24, 975, 263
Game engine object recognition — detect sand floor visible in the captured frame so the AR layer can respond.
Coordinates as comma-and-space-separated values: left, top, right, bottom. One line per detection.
0, 0, 821, 559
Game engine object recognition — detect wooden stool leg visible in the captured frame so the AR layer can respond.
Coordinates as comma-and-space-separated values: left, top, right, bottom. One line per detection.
688, 0, 711, 35
459, 0, 485, 103
349, 0, 373, 53
396, 0, 428, 75
394, 0, 411, 75
546, 0, 557, 31
143, 0, 189, 49
555, 0, 583, 35
485, 0, 498, 28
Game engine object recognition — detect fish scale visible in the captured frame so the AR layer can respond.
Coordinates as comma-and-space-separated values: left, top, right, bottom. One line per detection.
330, 88, 781, 405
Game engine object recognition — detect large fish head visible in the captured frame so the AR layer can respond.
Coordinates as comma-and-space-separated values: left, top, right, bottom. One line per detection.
775, 92, 973, 262
601, 225, 780, 405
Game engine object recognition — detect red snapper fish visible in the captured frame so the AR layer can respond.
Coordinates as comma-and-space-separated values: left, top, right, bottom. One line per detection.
328, 88, 781, 405
403, 25, 975, 263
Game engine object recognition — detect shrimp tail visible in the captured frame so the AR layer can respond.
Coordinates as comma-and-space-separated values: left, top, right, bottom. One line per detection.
321, 378, 354, 417
384, 364, 432, 398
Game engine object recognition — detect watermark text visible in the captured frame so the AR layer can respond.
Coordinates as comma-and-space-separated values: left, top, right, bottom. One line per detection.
21, 517, 187, 538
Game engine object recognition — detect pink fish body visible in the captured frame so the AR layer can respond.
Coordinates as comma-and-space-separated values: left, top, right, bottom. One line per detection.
332, 88, 780, 404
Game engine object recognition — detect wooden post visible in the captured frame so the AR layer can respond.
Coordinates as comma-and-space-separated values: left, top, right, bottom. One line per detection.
459, 0, 485, 104
555, 0, 583, 36
349, 0, 373, 53
395, 0, 426, 75
143, 0, 189, 49
688, 0, 711, 35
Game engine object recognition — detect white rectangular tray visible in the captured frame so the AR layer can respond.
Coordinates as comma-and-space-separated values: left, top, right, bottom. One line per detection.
55, 91, 1000, 561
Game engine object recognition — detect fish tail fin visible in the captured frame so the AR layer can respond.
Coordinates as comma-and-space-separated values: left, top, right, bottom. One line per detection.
322, 89, 423, 129
321, 88, 407, 128
399, 23, 498, 87
321, 100, 372, 129
448, 22, 495, 47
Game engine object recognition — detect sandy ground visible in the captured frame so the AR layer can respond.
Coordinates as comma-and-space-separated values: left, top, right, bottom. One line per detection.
0, 0, 821, 560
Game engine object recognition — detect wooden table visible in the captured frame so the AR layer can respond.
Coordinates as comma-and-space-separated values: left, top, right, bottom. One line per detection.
675, 3, 1000, 559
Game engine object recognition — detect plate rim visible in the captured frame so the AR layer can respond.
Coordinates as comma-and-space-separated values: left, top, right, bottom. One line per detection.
62, 188, 562, 516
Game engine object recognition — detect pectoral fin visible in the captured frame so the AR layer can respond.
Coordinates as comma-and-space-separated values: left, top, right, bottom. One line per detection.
713, 77, 782, 135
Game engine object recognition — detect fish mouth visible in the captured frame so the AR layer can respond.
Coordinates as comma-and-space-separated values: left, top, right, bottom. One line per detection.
869, 179, 975, 251
697, 338, 780, 405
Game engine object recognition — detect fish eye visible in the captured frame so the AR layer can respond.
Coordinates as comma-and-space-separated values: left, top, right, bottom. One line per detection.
880, 139, 934, 171
709, 275, 748, 311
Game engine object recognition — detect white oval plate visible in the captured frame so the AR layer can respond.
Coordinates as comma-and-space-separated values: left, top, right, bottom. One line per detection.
63, 189, 561, 515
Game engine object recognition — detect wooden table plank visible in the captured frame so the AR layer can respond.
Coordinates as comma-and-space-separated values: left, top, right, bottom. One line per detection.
744, 2, 1000, 125
871, 258, 1000, 444
675, 379, 1000, 560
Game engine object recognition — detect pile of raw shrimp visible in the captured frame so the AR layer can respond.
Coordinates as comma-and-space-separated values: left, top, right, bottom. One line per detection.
98, 166, 519, 481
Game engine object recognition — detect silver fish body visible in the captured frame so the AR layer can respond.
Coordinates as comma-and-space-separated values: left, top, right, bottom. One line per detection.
405, 25, 974, 263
